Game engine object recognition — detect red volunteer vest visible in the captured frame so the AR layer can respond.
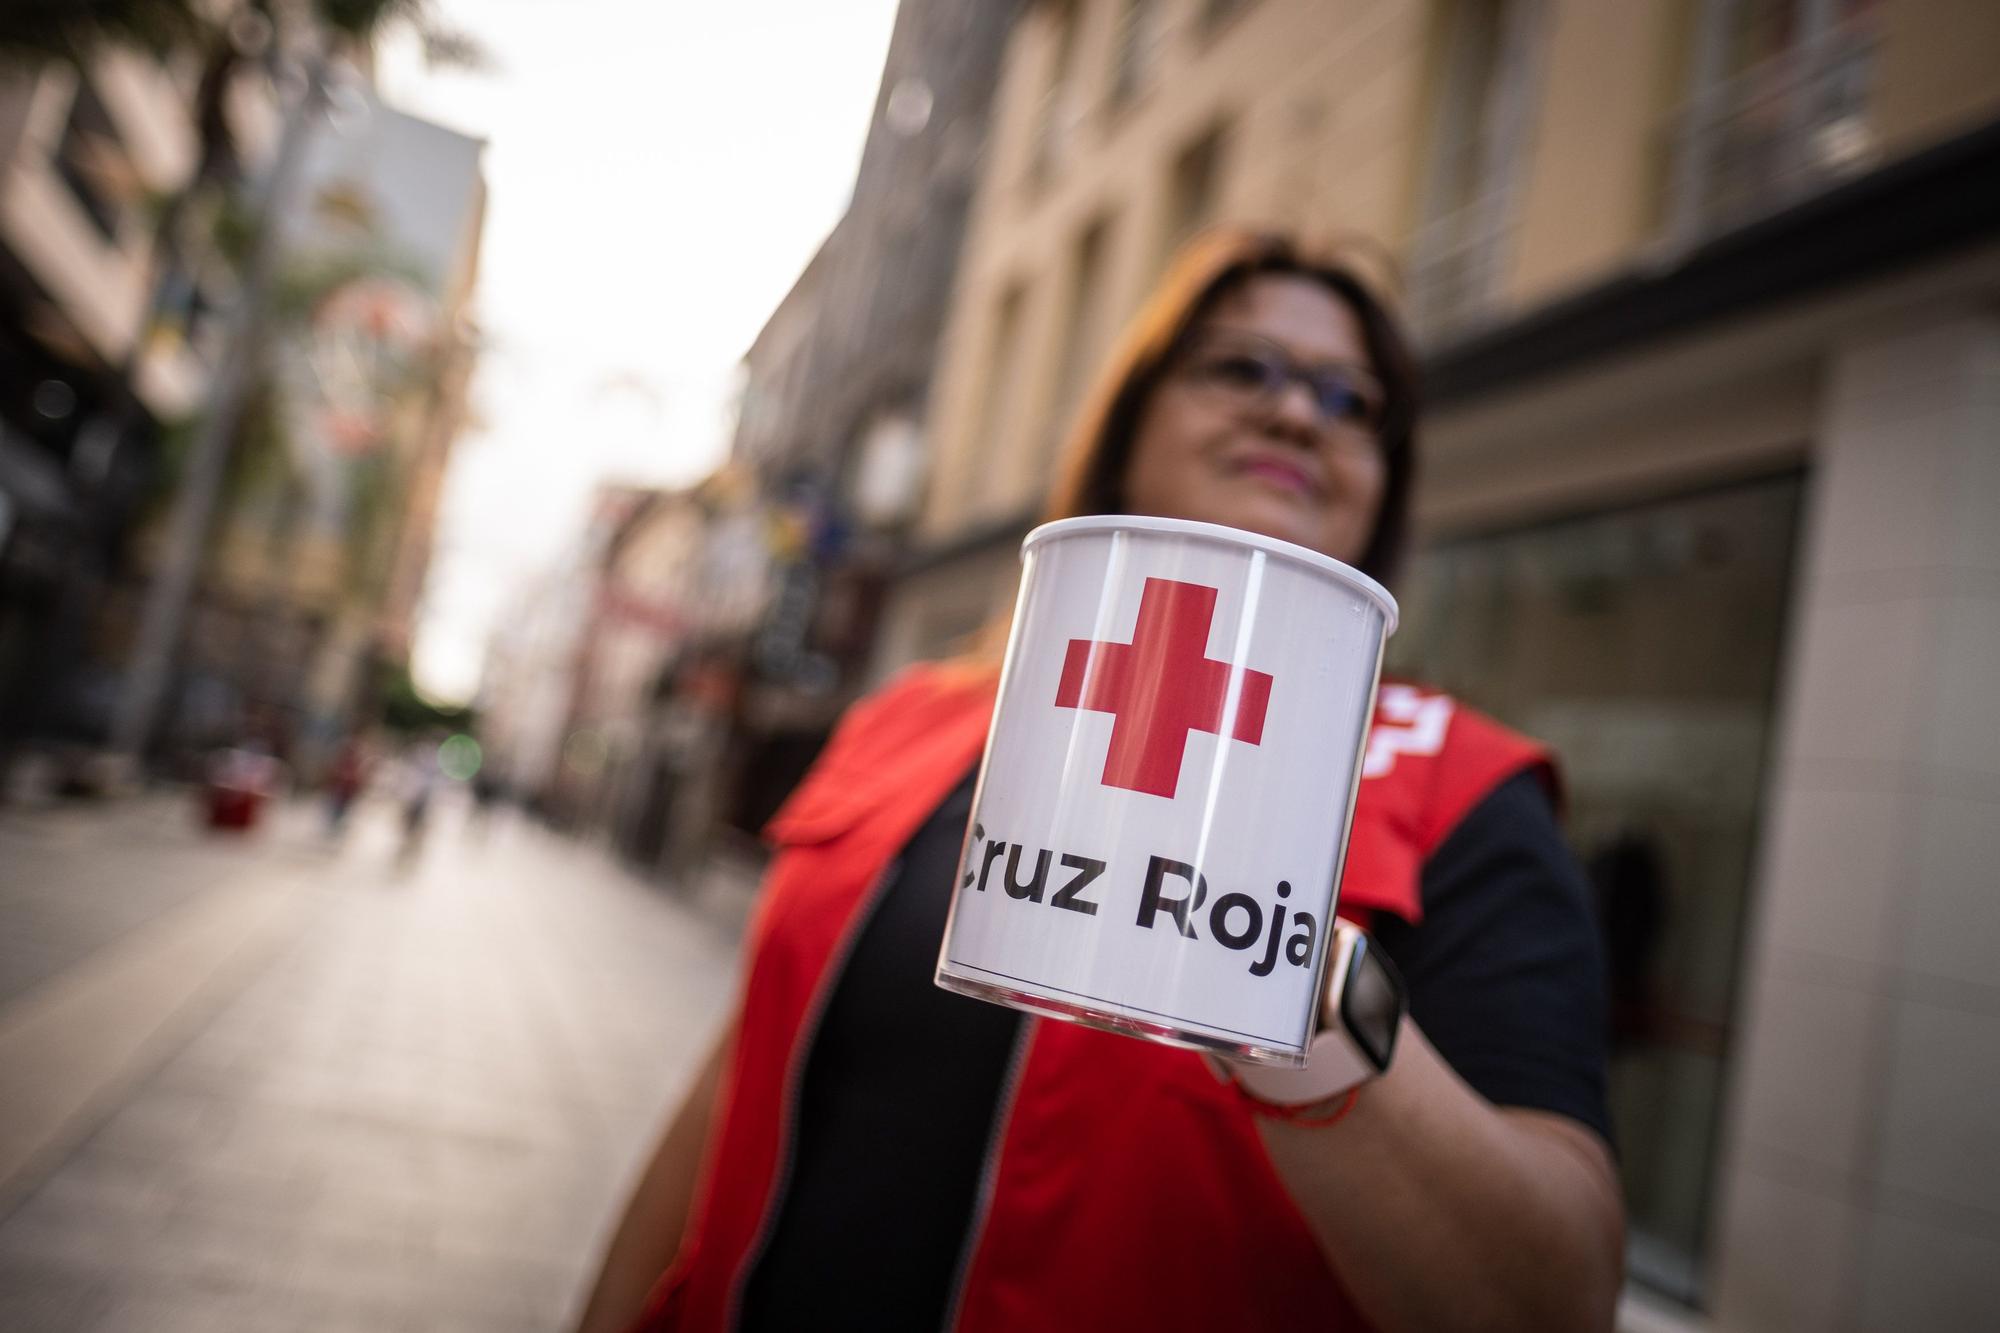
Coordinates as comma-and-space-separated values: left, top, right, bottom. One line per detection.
637, 662, 1549, 1332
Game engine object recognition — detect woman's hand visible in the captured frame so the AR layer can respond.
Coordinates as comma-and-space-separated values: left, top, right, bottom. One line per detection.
1246, 1018, 1624, 1333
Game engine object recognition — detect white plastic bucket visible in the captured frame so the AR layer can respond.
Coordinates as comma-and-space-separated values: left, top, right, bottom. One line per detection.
935, 515, 1397, 1066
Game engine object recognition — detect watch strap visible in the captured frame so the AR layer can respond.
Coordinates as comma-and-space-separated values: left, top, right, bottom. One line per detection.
1229, 921, 1395, 1107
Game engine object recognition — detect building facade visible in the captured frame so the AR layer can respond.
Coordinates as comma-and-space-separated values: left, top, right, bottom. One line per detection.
271, 87, 487, 774
716, 0, 1023, 836
568, 480, 767, 870
0, 47, 221, 779
477, 565, 593, 823
877, 0, 2000, 1326
481, 474, 767, 867
0, 38, 486, 787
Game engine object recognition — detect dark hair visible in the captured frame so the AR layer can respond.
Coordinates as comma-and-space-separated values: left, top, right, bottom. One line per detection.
1040, 226, 1420, 584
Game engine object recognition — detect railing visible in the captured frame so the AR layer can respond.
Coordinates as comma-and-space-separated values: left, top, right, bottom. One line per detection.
1664, 20, 1880, 245
1406, 203, 1514, 346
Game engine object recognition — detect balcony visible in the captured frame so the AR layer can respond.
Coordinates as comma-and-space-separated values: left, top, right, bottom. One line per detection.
1407, 201, 1513, 346
1664, 20, 1880, 245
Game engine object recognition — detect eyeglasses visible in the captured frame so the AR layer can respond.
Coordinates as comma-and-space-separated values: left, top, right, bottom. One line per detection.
1174, 333, 1388, 436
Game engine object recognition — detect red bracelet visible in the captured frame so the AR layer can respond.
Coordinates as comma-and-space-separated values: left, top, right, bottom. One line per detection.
1235, 1083, 1362, 1127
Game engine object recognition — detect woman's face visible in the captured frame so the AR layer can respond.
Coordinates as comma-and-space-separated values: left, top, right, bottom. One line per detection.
1120, 274, 1388, 566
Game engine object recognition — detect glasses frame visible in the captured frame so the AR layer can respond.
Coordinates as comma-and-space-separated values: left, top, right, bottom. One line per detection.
1172, 329, 1389, 443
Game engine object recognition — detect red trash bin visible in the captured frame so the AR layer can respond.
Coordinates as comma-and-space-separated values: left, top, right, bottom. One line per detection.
204, 749, 277, 831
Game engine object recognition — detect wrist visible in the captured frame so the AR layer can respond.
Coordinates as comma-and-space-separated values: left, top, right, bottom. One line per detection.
1237, 1081, 1364, 1127
1220, 920, 1406, 1112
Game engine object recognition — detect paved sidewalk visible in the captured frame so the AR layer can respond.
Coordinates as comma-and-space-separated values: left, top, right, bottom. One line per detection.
0, 796, 746, 1332
0, 793, 304, 1011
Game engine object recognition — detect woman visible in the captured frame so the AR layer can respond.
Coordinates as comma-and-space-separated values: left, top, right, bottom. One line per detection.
576, 229, 1625, 1333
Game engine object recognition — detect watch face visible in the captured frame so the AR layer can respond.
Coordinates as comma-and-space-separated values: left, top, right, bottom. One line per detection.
1340, 936, 1404, 1072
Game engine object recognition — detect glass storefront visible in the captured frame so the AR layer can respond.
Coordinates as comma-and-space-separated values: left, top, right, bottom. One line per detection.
1385, 471, 1806, 1304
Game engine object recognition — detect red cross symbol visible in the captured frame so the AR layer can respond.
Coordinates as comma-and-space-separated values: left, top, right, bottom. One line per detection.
1054, 577, 1274, 798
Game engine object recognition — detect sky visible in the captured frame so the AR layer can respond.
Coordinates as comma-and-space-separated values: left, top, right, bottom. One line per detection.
372, 0, 902, 702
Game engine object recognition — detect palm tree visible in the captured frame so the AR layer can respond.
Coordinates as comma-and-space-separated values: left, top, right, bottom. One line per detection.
67, 0, 485, 771
1, 1, 481, 369
0, 3, 203, 66
0, 1, 478, 67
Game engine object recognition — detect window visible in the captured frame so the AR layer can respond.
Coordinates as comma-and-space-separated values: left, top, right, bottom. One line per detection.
960, 282, 1029, 517
849, 411, 925, 530
1161, 123, 1229, 269
1385, 473, 1806, 1303
1040, 215, 1112, 475
1409, 0, 1547, 341
1029, 1, 1084, 188
1109, 0, 1166, 113
1665, 0, 1883, 241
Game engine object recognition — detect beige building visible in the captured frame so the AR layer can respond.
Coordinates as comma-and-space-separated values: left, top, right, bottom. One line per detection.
129, 87, 490, 776
0, 51, 216, 419
877, 1, 2000, 1327
567, 479, 768, 869
281, 90, 488, 748
0, 45, 484, 776
480, 474, 767, 860
708, 0, 1022, 844
0, 46, 248, 776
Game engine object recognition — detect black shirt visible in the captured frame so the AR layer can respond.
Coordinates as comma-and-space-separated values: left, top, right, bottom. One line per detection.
737, 770, 1021, 1331
738, 767, 1609, 1330
1370, 769, 1613, 1144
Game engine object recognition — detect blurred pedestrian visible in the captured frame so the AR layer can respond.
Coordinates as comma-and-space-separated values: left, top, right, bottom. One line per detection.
577, 230, 1624, 1333
323, 735, 370, 837
395, 737, 439, 867
469, 764, 504, 833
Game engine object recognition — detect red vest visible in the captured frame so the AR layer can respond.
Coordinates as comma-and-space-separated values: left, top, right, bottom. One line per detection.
637, 663, 1548, 1332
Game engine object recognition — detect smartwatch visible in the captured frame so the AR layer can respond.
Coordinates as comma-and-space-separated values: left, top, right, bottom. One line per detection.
1230, 919, 1407, 1108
